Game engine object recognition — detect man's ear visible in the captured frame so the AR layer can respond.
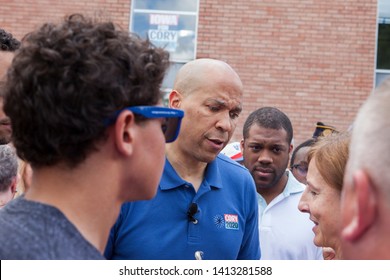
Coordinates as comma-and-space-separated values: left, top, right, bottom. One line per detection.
289, 144, 293, 154
240, 139, 245, 152
169, 90, 182, 109
341, 170, 376, 242
10, 177, 17, 193
114, 110, 136, 156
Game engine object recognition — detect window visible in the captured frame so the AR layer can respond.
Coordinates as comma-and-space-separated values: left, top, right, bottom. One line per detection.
130, 0, 200, 99
130, 0, 199, 63
376, 0, 390, 86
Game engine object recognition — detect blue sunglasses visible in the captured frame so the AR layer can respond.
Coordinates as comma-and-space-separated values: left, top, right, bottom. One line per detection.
107, 106, 184, 143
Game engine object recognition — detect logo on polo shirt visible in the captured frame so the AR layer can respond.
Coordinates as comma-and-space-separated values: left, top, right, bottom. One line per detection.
213, 214, 239, 230
224, 214, 239, 230
214, 215, 225, 228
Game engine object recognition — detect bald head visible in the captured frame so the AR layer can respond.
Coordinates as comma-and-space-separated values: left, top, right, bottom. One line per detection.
341, 78, 390, 259
173, 58, 243, 96
167, 58, 243, 163
346, 78, 390, 191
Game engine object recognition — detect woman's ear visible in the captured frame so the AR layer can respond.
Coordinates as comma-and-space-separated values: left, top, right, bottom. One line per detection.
113, 110, 136, 156
169, 90, 182, 109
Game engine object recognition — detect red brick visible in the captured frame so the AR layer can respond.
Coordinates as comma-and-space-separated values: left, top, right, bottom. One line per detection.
0, 0, 376, 145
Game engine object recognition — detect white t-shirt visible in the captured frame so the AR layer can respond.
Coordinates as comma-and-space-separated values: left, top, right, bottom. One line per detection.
257, 170, 323, 260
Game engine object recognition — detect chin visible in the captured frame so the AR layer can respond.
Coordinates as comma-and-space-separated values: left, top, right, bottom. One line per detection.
313, 237, 323, 248
142, 191, 158, 201
255, 180, 273, 189
199, 153, 218, 164
139, 186, 159, 201
122, 183, 159, 202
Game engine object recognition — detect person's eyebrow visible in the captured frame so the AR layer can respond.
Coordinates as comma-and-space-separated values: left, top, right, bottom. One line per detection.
232, 104, 243, 114
306, 180, 319, 191
208, 98, 242, 113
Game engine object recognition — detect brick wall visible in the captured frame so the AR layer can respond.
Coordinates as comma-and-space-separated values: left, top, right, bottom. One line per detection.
198, 0, 377, 145
0, 0, 131, 38
0, 0, 377, 146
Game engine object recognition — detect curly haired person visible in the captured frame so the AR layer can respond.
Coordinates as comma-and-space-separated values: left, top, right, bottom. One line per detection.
0, 14, 183, 259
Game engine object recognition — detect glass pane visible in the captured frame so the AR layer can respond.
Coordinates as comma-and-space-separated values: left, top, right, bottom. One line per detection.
131, 13, 196, 62
134, 0, 197, 12
131, 0, 198, 62
162, 63, 184, 91
375, 72, 390, 87
377, 24, 390, 70
378, 0, 390, 19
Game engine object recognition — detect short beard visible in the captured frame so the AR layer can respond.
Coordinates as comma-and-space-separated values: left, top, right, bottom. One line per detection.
0, 137, 11, 145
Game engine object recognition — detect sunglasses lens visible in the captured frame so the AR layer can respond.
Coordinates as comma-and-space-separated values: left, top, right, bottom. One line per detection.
163, 117, 181, 143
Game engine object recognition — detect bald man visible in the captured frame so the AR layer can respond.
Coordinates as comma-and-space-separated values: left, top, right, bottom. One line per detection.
0, 28, 20, 145
340, 78, 390, 259
105, 58, 260, 260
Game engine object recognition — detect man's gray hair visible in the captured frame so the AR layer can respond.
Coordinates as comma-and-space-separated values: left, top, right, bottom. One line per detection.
345, 78, 390, 201
0, 144, 18, 192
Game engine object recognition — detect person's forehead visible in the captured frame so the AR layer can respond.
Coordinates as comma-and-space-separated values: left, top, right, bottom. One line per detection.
205, 96, 242, 108
306, 159, 322, 188
248, 124, 289, 141
0, 52, 14, 79
186, 83, 242, 108
307, 157, 333, 190
295, 146, 310, 160
196, 64, 243, 92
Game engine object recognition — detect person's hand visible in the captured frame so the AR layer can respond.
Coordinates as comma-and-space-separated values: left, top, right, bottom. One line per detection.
322, 247, 336, 260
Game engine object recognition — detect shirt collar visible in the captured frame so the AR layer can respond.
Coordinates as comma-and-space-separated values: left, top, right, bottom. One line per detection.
282, 170, 305, 196
160, 156, 224, 190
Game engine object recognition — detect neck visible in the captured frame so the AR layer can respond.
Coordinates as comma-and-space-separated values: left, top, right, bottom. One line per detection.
0, 187, 15, 208
257, 171, 289, 205
25, 161, 122, 254
335, 250, 343, 260
333, 242, 343, 260
166, 144, 207, 192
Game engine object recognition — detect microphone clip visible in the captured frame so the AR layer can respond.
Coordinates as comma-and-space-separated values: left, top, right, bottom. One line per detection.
187, 202, 198, 224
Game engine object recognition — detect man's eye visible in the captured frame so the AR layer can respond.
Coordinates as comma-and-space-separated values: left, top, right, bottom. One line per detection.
161, 119, 168, 133
161, 124, 167, 133
230, 112, 239, 119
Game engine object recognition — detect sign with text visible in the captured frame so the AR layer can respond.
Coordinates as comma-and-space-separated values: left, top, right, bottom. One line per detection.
130, 1, 198, 62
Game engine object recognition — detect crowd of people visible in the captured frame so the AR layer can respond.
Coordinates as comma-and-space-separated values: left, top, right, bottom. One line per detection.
0, 13, 389, 260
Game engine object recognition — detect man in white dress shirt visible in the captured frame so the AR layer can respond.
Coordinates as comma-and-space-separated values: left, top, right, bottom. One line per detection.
241, 107, 323, 259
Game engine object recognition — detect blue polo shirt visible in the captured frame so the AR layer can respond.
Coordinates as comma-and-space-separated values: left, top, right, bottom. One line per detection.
104, 154, 260, 260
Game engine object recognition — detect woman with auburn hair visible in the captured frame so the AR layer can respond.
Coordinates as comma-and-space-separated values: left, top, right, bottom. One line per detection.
298, 132, 350, 260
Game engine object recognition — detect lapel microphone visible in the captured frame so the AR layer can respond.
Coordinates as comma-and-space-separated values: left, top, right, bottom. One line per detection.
187, 202, 198, 224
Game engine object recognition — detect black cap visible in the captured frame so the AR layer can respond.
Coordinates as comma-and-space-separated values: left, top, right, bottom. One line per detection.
312, 122, 338, 139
